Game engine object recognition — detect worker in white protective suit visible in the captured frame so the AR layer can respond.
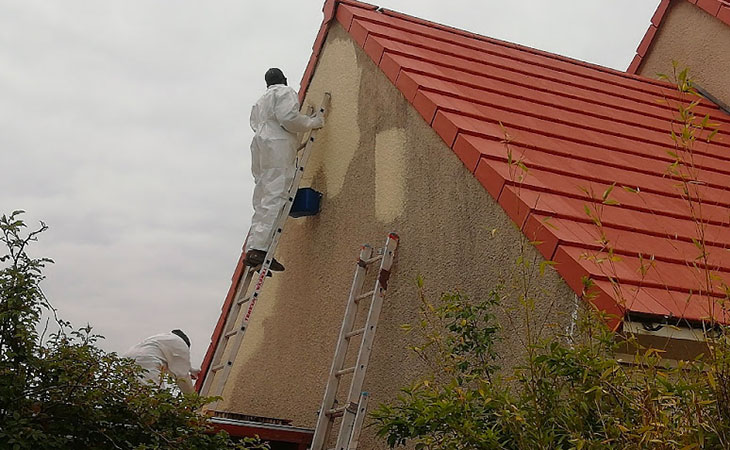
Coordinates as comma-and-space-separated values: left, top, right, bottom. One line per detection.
245, 68, 324, 271
123, 329, 200, 394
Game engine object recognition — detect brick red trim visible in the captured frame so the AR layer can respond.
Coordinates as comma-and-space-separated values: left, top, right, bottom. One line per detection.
628, 0, 730, 74
210, 419, 313, 448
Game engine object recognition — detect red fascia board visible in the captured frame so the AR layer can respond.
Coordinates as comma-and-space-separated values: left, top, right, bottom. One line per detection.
627, 54, 643, 74
652, 0, 672, 26
636, 24, 658, 58
210, 421, 313, 445
628, 0, 730, 74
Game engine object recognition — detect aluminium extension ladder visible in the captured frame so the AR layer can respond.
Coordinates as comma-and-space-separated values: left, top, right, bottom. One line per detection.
199, 93, 331, 406
310, 233, 399, 450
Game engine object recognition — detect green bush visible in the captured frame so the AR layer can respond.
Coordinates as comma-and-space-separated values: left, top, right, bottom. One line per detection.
372, 286, 730, 449
0, 211, 267, 450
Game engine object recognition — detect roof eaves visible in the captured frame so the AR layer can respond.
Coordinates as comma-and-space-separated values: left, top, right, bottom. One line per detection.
628, 0, 730, 74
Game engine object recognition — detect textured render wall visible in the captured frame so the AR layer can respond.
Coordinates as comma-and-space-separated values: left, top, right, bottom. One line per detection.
639, 0, 730, 106
221, 24, 575, 448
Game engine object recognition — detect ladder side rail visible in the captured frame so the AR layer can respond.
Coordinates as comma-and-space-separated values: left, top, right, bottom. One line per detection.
200, 266, 256, 396
310, 245, 374, 450
258, 93, 330, 279
346, 392, 369, 450
334, 234, 398, 450
205, 93, 330, 401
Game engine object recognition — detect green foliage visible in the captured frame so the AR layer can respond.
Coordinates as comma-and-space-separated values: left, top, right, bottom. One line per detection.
372, 287, 730, 449
0, 211, 268, 450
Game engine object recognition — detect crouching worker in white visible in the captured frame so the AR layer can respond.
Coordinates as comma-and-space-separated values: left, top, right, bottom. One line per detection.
246, 67, 324, 272
123, 329, 200, 394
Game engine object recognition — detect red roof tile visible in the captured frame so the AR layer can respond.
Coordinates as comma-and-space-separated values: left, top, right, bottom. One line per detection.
628, 0, 730, 74
198, 0, 730, 391
302, 0, 730, 328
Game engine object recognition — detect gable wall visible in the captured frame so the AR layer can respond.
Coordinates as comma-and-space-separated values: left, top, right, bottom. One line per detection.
217, 24, 575, 448
638, 0, 730, 106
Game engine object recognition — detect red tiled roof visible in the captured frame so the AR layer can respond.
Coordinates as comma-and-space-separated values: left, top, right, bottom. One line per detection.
628, 0, 730, 74
302, 0, 730, 327
198, 0, 730, 391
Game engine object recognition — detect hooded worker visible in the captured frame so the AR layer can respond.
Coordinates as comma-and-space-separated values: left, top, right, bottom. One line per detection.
123, 329, 199, 394
246, 68, 324, 271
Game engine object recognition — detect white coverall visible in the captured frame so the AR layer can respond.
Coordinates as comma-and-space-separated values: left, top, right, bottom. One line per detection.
123, 332, 198, 394
247, 84, 323, 251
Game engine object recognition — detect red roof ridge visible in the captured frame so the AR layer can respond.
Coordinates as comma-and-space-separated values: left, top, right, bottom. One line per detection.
628, 0, 730, 74
376, 7, 674, 89
300, 0, 686, 103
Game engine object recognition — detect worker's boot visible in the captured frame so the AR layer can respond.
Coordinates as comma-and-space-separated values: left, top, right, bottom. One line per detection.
245, 249, 285, 272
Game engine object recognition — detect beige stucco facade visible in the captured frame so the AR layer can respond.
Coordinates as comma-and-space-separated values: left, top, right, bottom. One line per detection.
214, 24, 575, 448
638, 0, 730, 107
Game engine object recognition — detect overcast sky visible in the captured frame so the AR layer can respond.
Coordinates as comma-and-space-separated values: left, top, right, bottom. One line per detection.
0, 0, 660, 366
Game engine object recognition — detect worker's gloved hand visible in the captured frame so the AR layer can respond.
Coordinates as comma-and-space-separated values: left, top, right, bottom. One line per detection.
190, 368, 201, 380
311, 113, 324, 130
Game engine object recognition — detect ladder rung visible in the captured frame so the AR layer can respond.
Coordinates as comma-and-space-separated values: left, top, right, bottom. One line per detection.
224, 329, 239, 338
326, 406, 347, 417
237, 296, 251, 306
211, 363, 227, 373
336, 366, 356, 377
359, 255, 382, 267
355, 290, 374, 302
345, 327, 365, 339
